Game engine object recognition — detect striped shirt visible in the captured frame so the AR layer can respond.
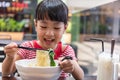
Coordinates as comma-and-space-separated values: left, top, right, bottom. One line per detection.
17, 40, 76, 79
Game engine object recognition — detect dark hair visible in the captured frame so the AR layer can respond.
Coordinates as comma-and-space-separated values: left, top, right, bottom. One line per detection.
35, 0, 68, 24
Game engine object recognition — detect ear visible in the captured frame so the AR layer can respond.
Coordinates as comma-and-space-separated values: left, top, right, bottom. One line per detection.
64, 24, 68, 31
34, 19, 37, 27
34, 19, 37, 31
62, 24, 67, 34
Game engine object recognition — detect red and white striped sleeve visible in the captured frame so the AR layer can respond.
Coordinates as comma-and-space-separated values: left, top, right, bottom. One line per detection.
62, 45, 77, 60
17, 41, 35, 59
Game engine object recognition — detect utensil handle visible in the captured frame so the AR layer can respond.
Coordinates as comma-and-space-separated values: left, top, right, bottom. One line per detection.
111, 39, 115, 57
18, 45, 36, 51
0, 43, 48, 51
61, 56, 73, 61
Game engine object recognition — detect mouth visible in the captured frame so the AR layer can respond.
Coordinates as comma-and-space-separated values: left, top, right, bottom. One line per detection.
44, 38, 55, 44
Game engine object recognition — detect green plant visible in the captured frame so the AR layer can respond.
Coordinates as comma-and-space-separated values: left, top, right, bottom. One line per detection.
5, 18, 17, 32
0, 19, 6, 31
0, 18, 25, 32
16, 20, 25, 32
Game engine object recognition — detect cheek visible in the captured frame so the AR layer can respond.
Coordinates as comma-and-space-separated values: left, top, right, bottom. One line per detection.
55, 31, 64, 38
36, 30, 44, 38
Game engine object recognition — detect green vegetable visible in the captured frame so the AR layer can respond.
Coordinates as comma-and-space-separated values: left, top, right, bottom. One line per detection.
48, 49, 56, 66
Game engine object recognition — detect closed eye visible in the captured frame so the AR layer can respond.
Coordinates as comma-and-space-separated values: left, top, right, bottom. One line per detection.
54, 27, 60, 29
40, 26, 47, 28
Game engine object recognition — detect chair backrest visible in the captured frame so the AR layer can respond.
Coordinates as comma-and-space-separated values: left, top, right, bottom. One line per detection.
0, 43, 5, 62
0, 50, 5, 62
69, 44, 78, 58
23, 34, 37, 40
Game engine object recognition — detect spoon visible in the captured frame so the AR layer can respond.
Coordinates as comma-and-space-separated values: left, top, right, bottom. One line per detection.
0, 43, 48, 51
61, 56, 73, 61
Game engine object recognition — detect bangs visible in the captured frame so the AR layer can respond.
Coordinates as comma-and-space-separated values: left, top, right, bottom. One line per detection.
35, 0, 68, 24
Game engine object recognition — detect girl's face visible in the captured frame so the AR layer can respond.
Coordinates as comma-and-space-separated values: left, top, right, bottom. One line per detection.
34, 20, 66, 49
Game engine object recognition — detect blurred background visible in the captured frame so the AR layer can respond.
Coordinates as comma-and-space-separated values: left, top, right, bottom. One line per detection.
0, 0, 120, 76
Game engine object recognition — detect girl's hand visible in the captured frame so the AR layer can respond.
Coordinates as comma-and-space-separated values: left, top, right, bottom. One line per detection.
4, 42, 18, 58
59, 59, 74, 73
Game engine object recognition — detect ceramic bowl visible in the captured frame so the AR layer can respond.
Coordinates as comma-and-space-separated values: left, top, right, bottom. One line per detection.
15, 59, 61, 80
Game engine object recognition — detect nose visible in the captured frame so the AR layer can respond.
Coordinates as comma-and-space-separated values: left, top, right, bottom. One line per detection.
45, 29, 54, 37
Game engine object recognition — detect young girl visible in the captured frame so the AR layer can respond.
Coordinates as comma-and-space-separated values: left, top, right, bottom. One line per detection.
2, 0, 84, 80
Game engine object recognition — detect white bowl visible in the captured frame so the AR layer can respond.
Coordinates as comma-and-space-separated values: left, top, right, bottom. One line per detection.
15, 59, 62, 80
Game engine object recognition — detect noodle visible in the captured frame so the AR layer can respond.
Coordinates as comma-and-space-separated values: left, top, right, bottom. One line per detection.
35, 50, 50, 66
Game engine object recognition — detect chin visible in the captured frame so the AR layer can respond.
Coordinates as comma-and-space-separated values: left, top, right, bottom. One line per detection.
46, 45, 55, 49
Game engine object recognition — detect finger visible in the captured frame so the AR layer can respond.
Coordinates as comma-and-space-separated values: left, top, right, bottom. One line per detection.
4, 48, 17, 53
59, 61, 70, 69
61, 60, 72, 67
4, 43, 18, 53
58, 57, 64, 61
59, 62, 64, 69
62, 66, 74, 73
5, 42, 18, 48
